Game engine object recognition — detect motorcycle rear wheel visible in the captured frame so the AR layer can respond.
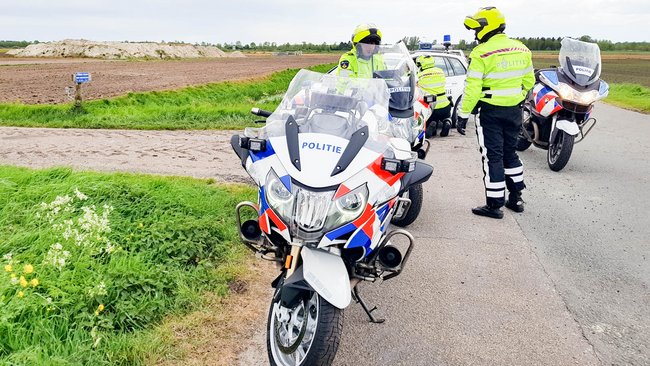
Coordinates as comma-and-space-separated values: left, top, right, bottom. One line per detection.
547, 131, 575, 171
267, 288, 343, 366
516, 107, 533, 151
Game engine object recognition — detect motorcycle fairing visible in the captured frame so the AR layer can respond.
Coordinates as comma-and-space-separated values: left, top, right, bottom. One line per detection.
317, 156, 404, 251
539, 70, 559, 86
532, 84, 562, 117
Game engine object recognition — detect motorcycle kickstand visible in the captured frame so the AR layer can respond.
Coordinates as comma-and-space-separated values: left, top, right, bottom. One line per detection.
352, 286, 385, 324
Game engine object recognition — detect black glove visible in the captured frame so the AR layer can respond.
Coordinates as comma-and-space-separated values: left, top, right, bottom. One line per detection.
456, 117, 468, 135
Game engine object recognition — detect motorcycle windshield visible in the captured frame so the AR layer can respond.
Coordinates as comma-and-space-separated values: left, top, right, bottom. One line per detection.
372, 42, 417, 112
247, 69, 397, 187
559, 37, 602, 87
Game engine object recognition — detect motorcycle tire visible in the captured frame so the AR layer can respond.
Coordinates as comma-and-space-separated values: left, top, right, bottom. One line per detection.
547, 131, 575, 172
516, 106, 533, 151
267, 287, 343, 366
515, 131, 532, 151
391, 183, 423, 227
451, 95, 463, 128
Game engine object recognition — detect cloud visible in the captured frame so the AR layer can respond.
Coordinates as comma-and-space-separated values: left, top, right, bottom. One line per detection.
3, 0, 648, 43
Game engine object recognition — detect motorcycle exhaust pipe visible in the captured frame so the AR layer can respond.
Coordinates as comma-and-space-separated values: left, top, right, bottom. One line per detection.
377, 245, 403, 269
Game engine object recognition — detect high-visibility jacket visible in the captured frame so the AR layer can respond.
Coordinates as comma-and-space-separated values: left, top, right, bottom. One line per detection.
460, 34, 534, 118
417, 66, 450, 109
336, 47, 385, 79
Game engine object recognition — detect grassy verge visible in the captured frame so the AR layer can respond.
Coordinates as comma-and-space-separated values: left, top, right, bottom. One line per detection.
0, 63, 335, 130
0, 166, 256, 365
601, 83, 650, 113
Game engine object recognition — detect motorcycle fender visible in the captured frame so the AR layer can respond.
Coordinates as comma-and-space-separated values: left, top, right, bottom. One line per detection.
301, 246, 351, 309
555, 119, 580, 136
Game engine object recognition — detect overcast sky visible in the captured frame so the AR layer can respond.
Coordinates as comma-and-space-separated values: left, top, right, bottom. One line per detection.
3, 0, 648, 45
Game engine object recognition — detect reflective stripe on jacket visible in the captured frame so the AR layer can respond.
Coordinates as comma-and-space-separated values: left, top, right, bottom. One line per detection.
417, 67, 450, 109
460, 34, 534, 118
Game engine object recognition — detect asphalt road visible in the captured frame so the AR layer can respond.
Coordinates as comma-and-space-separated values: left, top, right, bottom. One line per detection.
328, 102, 648, 366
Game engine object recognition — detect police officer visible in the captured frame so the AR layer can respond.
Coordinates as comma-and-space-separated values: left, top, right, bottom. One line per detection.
337, 24, 385, 78
416, 55, 452, 137
457, 7, 534, 219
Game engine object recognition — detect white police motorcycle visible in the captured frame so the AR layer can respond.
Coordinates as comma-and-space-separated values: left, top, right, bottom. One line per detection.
231, 70, 433, 365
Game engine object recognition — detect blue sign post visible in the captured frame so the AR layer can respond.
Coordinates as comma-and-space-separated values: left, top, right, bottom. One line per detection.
71, 72, 91, 111
73, 72, 91, 84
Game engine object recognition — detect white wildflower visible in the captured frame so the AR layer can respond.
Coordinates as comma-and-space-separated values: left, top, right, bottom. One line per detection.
10, 277, 18, 285
88, 281, 108, 297
2, 253, 12, 261
44, 243, 71, 270
74, 188, 88, 201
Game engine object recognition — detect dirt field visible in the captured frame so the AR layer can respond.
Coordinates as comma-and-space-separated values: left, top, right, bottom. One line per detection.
0, 54, 338, 104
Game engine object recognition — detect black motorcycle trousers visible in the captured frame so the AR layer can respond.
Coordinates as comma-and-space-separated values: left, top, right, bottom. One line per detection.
474, 103, 526, 208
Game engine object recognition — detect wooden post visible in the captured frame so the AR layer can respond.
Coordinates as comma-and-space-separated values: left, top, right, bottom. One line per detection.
74, 83, 83, 109
71, 72, 90, 112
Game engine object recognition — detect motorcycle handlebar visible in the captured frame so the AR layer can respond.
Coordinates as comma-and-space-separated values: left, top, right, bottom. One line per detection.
251, 108, 272, 118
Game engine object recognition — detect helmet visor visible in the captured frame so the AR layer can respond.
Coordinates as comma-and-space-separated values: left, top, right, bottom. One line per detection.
464, 16, 484, 30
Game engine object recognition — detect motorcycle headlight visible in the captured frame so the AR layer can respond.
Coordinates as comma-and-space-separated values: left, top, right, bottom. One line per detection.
293, 189, 333, 232
324, 184, 369, 232
265, 169, 293, 223
554, 82, 600, 106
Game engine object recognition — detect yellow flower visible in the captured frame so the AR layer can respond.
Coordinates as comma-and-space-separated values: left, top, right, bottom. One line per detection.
138, 223, 144, 228
17, 291, 24, 298
23, 264, 34, 274
19, 276, 28, 288
30, 278, 39, 287
4, 264, 12, 272
94, 310, 99, 316
98, 304, 105, 312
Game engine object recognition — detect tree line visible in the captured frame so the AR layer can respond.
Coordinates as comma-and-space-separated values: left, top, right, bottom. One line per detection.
3, 38, 650, 52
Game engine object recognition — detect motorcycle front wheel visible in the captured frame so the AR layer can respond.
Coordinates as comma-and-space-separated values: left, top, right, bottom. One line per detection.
391, 183, 423, 227
267, 288, 343, 366
547, 130, 575, 171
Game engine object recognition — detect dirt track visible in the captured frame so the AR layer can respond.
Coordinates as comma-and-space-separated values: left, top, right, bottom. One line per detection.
0, 127, 250, 182
0, 55, 338, 104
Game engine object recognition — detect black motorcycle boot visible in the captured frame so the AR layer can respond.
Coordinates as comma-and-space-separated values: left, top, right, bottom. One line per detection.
440, 119, 451, 137
471, 205, 504, 219
505, 192, 525, 213
426, 121, 438, 137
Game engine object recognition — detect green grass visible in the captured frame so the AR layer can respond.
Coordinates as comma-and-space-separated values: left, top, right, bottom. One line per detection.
600, 83, 650, 113
0, 64, 335, 130
0, 166, 256, 365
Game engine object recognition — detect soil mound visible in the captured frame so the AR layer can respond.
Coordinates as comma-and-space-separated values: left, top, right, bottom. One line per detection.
6, 40, 240, 59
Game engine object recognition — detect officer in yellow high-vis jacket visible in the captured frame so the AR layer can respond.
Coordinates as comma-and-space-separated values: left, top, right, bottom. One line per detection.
416, 55, 452, 137
458, 7, 534, 219
337, 24, 385, 79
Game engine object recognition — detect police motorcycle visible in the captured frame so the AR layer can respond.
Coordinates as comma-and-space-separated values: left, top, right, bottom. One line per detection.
516, 38, 609, 171
231, 69, 433, 366
371, 41, 436, 227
